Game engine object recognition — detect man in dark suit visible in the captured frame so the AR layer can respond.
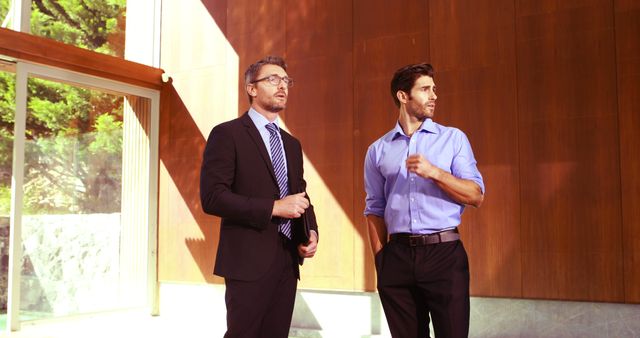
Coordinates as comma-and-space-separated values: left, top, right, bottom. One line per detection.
200, 55, 319, 338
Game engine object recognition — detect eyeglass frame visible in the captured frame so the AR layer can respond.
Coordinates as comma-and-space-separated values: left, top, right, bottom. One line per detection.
250, 74, 294, 88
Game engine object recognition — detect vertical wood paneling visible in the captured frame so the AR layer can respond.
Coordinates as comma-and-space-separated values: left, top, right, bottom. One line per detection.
353, 0, 430, 291
283, 0, 357, 289
226, 1, 287, 114
121, 96, 152, 304
517, 0, 624, 301
615, 0, 640, 303
158, 0, 236, 284
429, 0, 522, 297
155, 0, 640, 302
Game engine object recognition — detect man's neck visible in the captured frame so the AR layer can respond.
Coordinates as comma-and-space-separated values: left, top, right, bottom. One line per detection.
398, 110, 424, 137
251, 105, 280, 122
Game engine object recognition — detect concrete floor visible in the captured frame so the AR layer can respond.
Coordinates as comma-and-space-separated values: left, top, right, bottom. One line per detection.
2, 284, 640, 337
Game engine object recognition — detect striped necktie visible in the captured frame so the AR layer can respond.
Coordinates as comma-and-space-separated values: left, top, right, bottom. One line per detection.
265, 123, 292, 239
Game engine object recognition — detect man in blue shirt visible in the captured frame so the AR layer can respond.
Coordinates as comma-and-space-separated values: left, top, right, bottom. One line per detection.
364, 63, 484, 338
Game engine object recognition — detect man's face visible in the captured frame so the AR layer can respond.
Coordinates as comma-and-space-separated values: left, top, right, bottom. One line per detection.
248, 64, 289, 113
405, 75, 437, 121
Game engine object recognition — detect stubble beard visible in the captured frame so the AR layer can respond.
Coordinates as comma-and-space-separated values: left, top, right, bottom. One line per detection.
266, 102, 286, 113
409, 104, 432, 122
257, 95, 287, 113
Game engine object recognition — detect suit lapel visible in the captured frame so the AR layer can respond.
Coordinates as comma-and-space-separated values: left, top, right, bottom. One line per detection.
241, 113, 278, 184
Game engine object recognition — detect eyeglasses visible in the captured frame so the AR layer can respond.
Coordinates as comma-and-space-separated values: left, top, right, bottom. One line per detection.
251, 74, 294, 88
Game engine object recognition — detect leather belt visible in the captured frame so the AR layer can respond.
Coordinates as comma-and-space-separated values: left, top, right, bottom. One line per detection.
390, 229, 460, 246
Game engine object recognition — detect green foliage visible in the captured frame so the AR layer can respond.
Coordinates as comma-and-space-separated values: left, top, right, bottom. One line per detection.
0, 0, 126, 215
0, 0, 9, 27
89, 113, 122, 154
31, 0, 126, 56
0, 185, 10, 215
0, 73, 14, 172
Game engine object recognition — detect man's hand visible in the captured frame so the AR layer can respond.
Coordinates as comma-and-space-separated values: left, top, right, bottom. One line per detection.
406, 154, 440, 179
367, 215, 387, 257
406, 154, 484, 207
272, 192, 309, 218
298, 231, 318, 258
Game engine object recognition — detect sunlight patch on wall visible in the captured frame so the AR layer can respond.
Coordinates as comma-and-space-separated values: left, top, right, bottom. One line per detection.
279, 122, 356, 289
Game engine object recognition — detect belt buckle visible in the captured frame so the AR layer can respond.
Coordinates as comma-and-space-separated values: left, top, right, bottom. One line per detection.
409, 236, 418, 246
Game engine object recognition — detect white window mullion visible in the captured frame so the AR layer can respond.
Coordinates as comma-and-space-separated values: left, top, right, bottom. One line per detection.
10, 0, 30, 33
7, 61, 27, 333
148, 92, 159, 316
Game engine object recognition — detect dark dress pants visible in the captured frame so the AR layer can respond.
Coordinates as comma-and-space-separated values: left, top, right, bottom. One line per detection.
224, 237, 298, 338
376, 239, 470, 338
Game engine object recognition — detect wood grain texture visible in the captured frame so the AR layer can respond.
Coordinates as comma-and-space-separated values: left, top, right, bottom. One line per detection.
0, 28, 163, 89
152, 0, 640, 302
517, 0, 624, 302
430, 0, 522, 298
5, 0, 639, 303
353, 0, 430, 291
615, 0, 640, 303
284, 0, 358, 289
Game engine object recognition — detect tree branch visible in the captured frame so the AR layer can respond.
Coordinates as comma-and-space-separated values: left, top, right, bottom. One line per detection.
32, 0, 56, 18
46, 0, 82, 30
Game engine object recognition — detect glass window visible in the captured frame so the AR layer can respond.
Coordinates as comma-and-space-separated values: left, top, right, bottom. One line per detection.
19, 75, 147, 321
0, 61, 15, 332
30, 0, 126, 57
0, 0, 9, 28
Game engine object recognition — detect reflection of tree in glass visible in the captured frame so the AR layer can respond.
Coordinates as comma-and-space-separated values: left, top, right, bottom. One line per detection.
0, 0, 126, 215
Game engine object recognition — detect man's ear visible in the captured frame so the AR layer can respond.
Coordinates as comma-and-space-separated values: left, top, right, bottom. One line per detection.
396, 90, 408, 104
246, 84, 257, 98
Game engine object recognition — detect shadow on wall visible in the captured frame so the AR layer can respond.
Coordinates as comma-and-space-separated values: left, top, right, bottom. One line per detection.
157, 0, 376, 287
160, 72, 344, 284
159, 81, 220, 283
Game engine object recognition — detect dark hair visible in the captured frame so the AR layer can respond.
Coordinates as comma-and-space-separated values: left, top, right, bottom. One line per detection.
390, 63, 434, 108
244, 56, 288, 103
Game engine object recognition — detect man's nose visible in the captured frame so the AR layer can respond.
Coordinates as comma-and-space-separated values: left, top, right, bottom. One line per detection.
278, 80, 287, 90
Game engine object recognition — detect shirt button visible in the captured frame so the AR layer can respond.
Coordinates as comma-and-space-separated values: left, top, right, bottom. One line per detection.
411, 198, 415, 202
413, 219, 416, 223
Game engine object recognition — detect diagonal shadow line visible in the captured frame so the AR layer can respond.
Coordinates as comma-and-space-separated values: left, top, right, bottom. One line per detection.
160, 81, 219, 283
161, 0, 374, 288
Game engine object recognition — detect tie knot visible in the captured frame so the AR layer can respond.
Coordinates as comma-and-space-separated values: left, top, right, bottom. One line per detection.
265, 123, 278, 134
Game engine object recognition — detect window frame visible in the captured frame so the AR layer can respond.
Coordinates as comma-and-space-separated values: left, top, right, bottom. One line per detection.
5, 59, 159, 333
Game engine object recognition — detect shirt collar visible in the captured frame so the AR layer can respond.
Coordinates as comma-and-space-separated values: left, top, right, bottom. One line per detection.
248, 107, 280, 131
391, 118, 438, 140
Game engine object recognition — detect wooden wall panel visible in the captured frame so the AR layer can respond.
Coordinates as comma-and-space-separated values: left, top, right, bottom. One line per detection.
155, 0, 640, 302
0, 28, 162, 89
516, 0, 624, 301
158, 0, 239, 284
429, 0, 522, 297
615, 0, 640, 303
353, 0, 430, 291
226, 1, 287, 114
284, 0, 358, 289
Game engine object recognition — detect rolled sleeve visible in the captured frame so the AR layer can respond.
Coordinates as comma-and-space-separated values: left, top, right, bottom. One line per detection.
451, 131, 485, 194
364, 145, 386, 217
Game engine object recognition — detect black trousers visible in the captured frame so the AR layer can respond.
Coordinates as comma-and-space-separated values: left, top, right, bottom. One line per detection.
224, 238, 298, 338
376, 239, 470, 338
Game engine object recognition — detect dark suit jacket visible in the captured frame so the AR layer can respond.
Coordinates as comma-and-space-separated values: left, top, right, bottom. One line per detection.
200, 112, 318, 281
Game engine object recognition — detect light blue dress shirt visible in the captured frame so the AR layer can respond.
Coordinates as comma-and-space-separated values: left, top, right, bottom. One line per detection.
248, 108, 288, 171
364, 118, 485, 235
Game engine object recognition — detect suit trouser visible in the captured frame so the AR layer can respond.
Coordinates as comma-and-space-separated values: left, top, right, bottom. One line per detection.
376, 239, 470, 338
224, 237, 298, 338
